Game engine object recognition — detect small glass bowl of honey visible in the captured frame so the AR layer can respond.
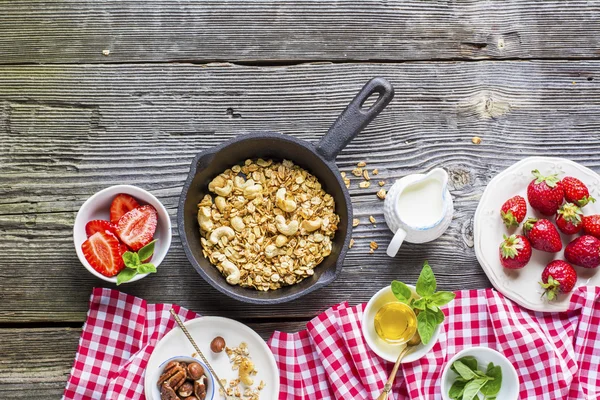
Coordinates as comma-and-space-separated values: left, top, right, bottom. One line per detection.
374, 301, 417, 345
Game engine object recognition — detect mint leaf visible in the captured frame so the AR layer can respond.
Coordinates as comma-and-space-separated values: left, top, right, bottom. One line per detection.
427, 303, 440, 312
449, 379, 466, 399
417, 307, 437, 345
453, 360, 477, 381
416, 261, 436, 297
433, 307, 445, 324
137, 263, 157, 274
413, 298, 427, 310
391, 280, 412, 303
480, 363, 502, 396
462, 378, 489, 400
138, 239, 157, 262
451, 357, 477, 375
116, 268, 138, 285
122, 251, 140, 268
429, 291, 456, 307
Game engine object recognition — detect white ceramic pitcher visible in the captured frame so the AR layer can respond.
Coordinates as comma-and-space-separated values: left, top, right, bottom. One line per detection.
384, 168, 453, 257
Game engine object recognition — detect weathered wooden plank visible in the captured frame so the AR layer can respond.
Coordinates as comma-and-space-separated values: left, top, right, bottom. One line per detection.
0, 323, 306, 398
0, 328, 79, 398
1, 61, 599, 322
1, 1, 599, 64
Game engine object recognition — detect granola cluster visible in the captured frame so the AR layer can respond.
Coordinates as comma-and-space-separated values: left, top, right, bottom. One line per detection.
198, 158, 339, 291
218, 342, 265, 400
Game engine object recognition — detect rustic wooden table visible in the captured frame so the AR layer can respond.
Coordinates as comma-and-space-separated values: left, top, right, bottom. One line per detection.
1, 1, 599, 397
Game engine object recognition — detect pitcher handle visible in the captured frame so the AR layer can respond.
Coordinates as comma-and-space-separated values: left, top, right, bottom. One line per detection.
387, 228, 407, 257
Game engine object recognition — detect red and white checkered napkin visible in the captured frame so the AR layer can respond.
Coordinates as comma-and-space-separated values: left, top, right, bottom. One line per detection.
64, 286, 600, 400
267, 286, 600, 400
63, 288, 200, 400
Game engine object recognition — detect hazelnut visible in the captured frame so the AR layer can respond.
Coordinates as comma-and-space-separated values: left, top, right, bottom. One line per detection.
210, 336, 226, 353
187, 362, 204, 380
177, 381, 194, 397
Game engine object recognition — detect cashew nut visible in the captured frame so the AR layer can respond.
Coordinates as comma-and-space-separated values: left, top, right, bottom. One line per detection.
208, 176, 226, 192
209, 226, 235, 244
238, 358, 255, 386
276, 188, 297, 212
197, 206, 214, 232
275, 234, 288, 247
215, 196, 227, 213
243, 184, 263, 199
256, 158, 272, 167
213, 180, 233, 197
312, 233, 324, 243
234, 176, 255, 189
265, 244, 284, 259
221, 259, 240, 285
300, 217, 322, 233
275, 215, 299, 236
230, 216, 245, 232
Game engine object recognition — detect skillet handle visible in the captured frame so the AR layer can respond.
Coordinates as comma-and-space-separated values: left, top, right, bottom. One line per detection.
316, 77, 394, 162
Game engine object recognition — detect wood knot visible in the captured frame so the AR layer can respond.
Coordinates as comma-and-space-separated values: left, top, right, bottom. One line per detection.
226, 108, 241, 119
461, 217, 474, 248
449, 168, 471, 189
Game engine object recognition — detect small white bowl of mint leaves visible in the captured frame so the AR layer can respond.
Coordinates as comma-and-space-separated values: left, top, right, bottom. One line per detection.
441, 347, 519, 400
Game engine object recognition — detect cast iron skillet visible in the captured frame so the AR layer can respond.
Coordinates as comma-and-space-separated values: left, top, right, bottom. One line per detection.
178, 77, 394, 304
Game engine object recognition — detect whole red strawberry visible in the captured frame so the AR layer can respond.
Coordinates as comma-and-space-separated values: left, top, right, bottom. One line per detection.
582, 215, 600, 239
562, 176, 595, 207
499, 234, 532, 269
500, 196, 527, 228
527, 170, 564, 216
555, 203, 583, 235
523, 218, 562, 253
564, 235, 600, 268
539, 260, 577, 301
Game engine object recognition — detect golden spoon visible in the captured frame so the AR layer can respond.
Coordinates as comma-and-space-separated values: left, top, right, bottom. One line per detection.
376, 343, 415, 400
169, 308, 239, 400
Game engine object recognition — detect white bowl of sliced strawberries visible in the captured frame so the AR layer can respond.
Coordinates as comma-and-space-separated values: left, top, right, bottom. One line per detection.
74, 185, 172, 284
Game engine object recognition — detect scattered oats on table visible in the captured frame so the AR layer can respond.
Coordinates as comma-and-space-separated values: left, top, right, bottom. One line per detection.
372, 169, 379, 175
363, 170, 370, 181
351, 167, 363, 177
377, 188, 387, 200
370, 241, 378, 250
357, 161, 367, 168
352, 218, 360, 227
359, 181, 371, 189
369, 216, 376, 224
472, 136, 482, 145
198, 158, 339, 292
348, 238, 355, 249
378, 180, 385, 187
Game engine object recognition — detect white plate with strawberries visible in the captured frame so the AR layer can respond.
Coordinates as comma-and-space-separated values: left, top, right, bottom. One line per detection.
474, 157, 600, 312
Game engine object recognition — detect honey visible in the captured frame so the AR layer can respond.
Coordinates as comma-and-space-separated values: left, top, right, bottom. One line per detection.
374, 302, 417, 344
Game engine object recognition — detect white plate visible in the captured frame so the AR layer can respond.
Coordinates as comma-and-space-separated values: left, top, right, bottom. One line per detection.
474, 156, 600, 312
144, 316, 279, 400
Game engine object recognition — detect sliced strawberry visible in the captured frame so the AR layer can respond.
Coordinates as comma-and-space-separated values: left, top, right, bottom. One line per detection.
82, 231, 126, 277
85, 219, 118, 238
110, 193, 140, 224
116, 205, 158, 251
119, 243, 129, 255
